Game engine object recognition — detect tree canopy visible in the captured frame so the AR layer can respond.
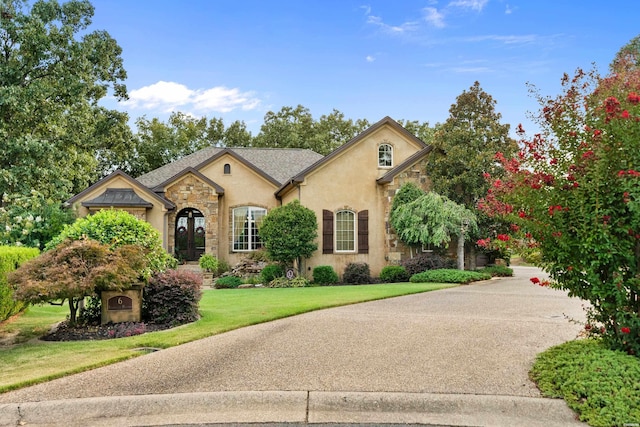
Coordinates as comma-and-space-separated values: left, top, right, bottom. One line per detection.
0, 0, 130, 246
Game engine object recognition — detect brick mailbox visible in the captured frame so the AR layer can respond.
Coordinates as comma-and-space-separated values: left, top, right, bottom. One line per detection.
101, 286, 143, 324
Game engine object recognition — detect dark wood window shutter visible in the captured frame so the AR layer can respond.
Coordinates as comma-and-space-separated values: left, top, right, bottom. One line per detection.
322, 210, 334, 254
358, 210, 369, 254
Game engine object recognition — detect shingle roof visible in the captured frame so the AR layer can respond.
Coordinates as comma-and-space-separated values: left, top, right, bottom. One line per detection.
82, 188, 153, 208
136, 147, 324, 189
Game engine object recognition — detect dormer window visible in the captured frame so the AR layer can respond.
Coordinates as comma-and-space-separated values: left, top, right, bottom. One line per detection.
378, 144, 393, 167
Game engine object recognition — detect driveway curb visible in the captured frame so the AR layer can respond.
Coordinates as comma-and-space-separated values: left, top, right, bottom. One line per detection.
0, 390, 583, 426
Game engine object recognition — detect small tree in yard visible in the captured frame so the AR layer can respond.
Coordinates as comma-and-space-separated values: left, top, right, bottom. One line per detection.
9, 239, 148, 324
479, 36, 640, 355
390, 186, 477, 270
258, 200, 318, 275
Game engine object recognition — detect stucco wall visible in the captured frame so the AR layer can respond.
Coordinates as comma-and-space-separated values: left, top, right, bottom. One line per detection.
197, 154, 280, 267
281, 125, 427, 278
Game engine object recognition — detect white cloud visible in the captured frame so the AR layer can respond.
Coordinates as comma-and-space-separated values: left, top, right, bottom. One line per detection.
126, 81, 194, 111
124, 81, 261, 114
505, 4, 513, 14
363, 7, 419, 34
366, 55, 376, 62
423, 7, 446, 28
448, 0, 488, 11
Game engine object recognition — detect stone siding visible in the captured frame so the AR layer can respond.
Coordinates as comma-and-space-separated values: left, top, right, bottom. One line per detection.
165, 175, 219, 256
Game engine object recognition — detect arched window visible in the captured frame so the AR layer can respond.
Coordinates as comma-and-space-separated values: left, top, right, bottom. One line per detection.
224, 163, 231, 174
378, 144, 393, 167
335, 210, 355, 252
232, 206, 267, 251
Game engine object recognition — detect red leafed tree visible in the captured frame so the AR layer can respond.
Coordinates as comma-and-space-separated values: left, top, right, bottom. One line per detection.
9, 239, 148, 324
479, 36, 640, 356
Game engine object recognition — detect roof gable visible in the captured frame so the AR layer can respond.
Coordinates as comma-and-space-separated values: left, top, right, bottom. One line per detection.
275, 116, 428, 197
152, 167, 225, 194
67, 170, 175, 210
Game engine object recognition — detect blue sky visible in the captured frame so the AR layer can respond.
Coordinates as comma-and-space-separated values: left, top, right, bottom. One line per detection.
91, 0, 640, 137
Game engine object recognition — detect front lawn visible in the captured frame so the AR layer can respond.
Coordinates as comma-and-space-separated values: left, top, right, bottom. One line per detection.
530, 339, 640, 427
0, 282, 454, 392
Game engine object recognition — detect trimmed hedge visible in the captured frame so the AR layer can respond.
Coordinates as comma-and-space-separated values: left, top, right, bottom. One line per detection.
410, 269, 491, 284
312, 265, 339, 285
0, 246, 40, 321
479, 265, 513, 277
143, 269, 203, 325
215, 275, 243, 289
379, 265, 409, 283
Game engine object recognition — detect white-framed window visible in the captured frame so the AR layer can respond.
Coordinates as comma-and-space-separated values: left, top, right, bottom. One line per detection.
232, 206, 266, 251
335, 210, 355, 252
378, 143, 393, 167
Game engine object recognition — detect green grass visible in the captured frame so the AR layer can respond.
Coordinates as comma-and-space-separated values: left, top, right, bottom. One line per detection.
530, 339, 640, 427
0, 282, 454, 392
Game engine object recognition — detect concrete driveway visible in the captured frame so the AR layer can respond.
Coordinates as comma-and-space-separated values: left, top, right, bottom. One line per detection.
0, 266, 588, 426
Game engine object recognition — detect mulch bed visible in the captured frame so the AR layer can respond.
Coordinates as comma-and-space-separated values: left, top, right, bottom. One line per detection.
41, 321, 172, 341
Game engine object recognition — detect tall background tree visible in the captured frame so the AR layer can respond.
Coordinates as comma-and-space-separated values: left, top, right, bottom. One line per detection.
426, 81, 517, 266
0, 0, 129, 246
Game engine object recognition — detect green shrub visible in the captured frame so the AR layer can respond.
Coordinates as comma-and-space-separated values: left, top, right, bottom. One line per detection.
143, 270, 203, 325
401, 253, 456, 276
531, 339, 640, 427
379, 265, 409, 283
261, 264, 284, 283
216, 258, 231, 275
478, 265, 513, 277
343, 262, 371, 284
410, 269, 491, 284
46, 210, 172, 275
214, 275, 243, 289
198, 254, 219, 273
267, 276, 309, 288
78, 295, 102, 325
0, 246, 40, 321
312, 265, 339, 285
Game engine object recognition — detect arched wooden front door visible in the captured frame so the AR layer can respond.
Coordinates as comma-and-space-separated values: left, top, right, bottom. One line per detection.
175, 208, 205, 261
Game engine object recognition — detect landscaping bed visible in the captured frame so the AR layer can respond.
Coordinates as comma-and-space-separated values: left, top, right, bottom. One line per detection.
42, 321, 172, 341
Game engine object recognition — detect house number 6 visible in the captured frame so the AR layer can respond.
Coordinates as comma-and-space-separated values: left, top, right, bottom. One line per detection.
117, 297, 123, 305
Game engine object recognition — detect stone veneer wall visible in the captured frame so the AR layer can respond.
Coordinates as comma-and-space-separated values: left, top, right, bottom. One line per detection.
165, 175, 219, 256
382, 157, 431, 264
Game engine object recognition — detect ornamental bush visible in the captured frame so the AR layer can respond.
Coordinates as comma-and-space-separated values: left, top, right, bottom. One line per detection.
401, 253, 456, 276
410, 269, 490, 284
0, 246, 40, 321
379, 265, 410, 283
478, 37, 640, 355
143, 270, 202, 325
267, 276, 309, 288
261, 264, 284, 283
312, 265, 339, 285
214, 275, 243, 289
342, 262, 371, 284
46, 209, 174, 275
198, 254, 219, 273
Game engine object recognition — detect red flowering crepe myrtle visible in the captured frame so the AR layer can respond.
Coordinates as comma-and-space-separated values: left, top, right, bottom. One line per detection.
478, 59, 640, 355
